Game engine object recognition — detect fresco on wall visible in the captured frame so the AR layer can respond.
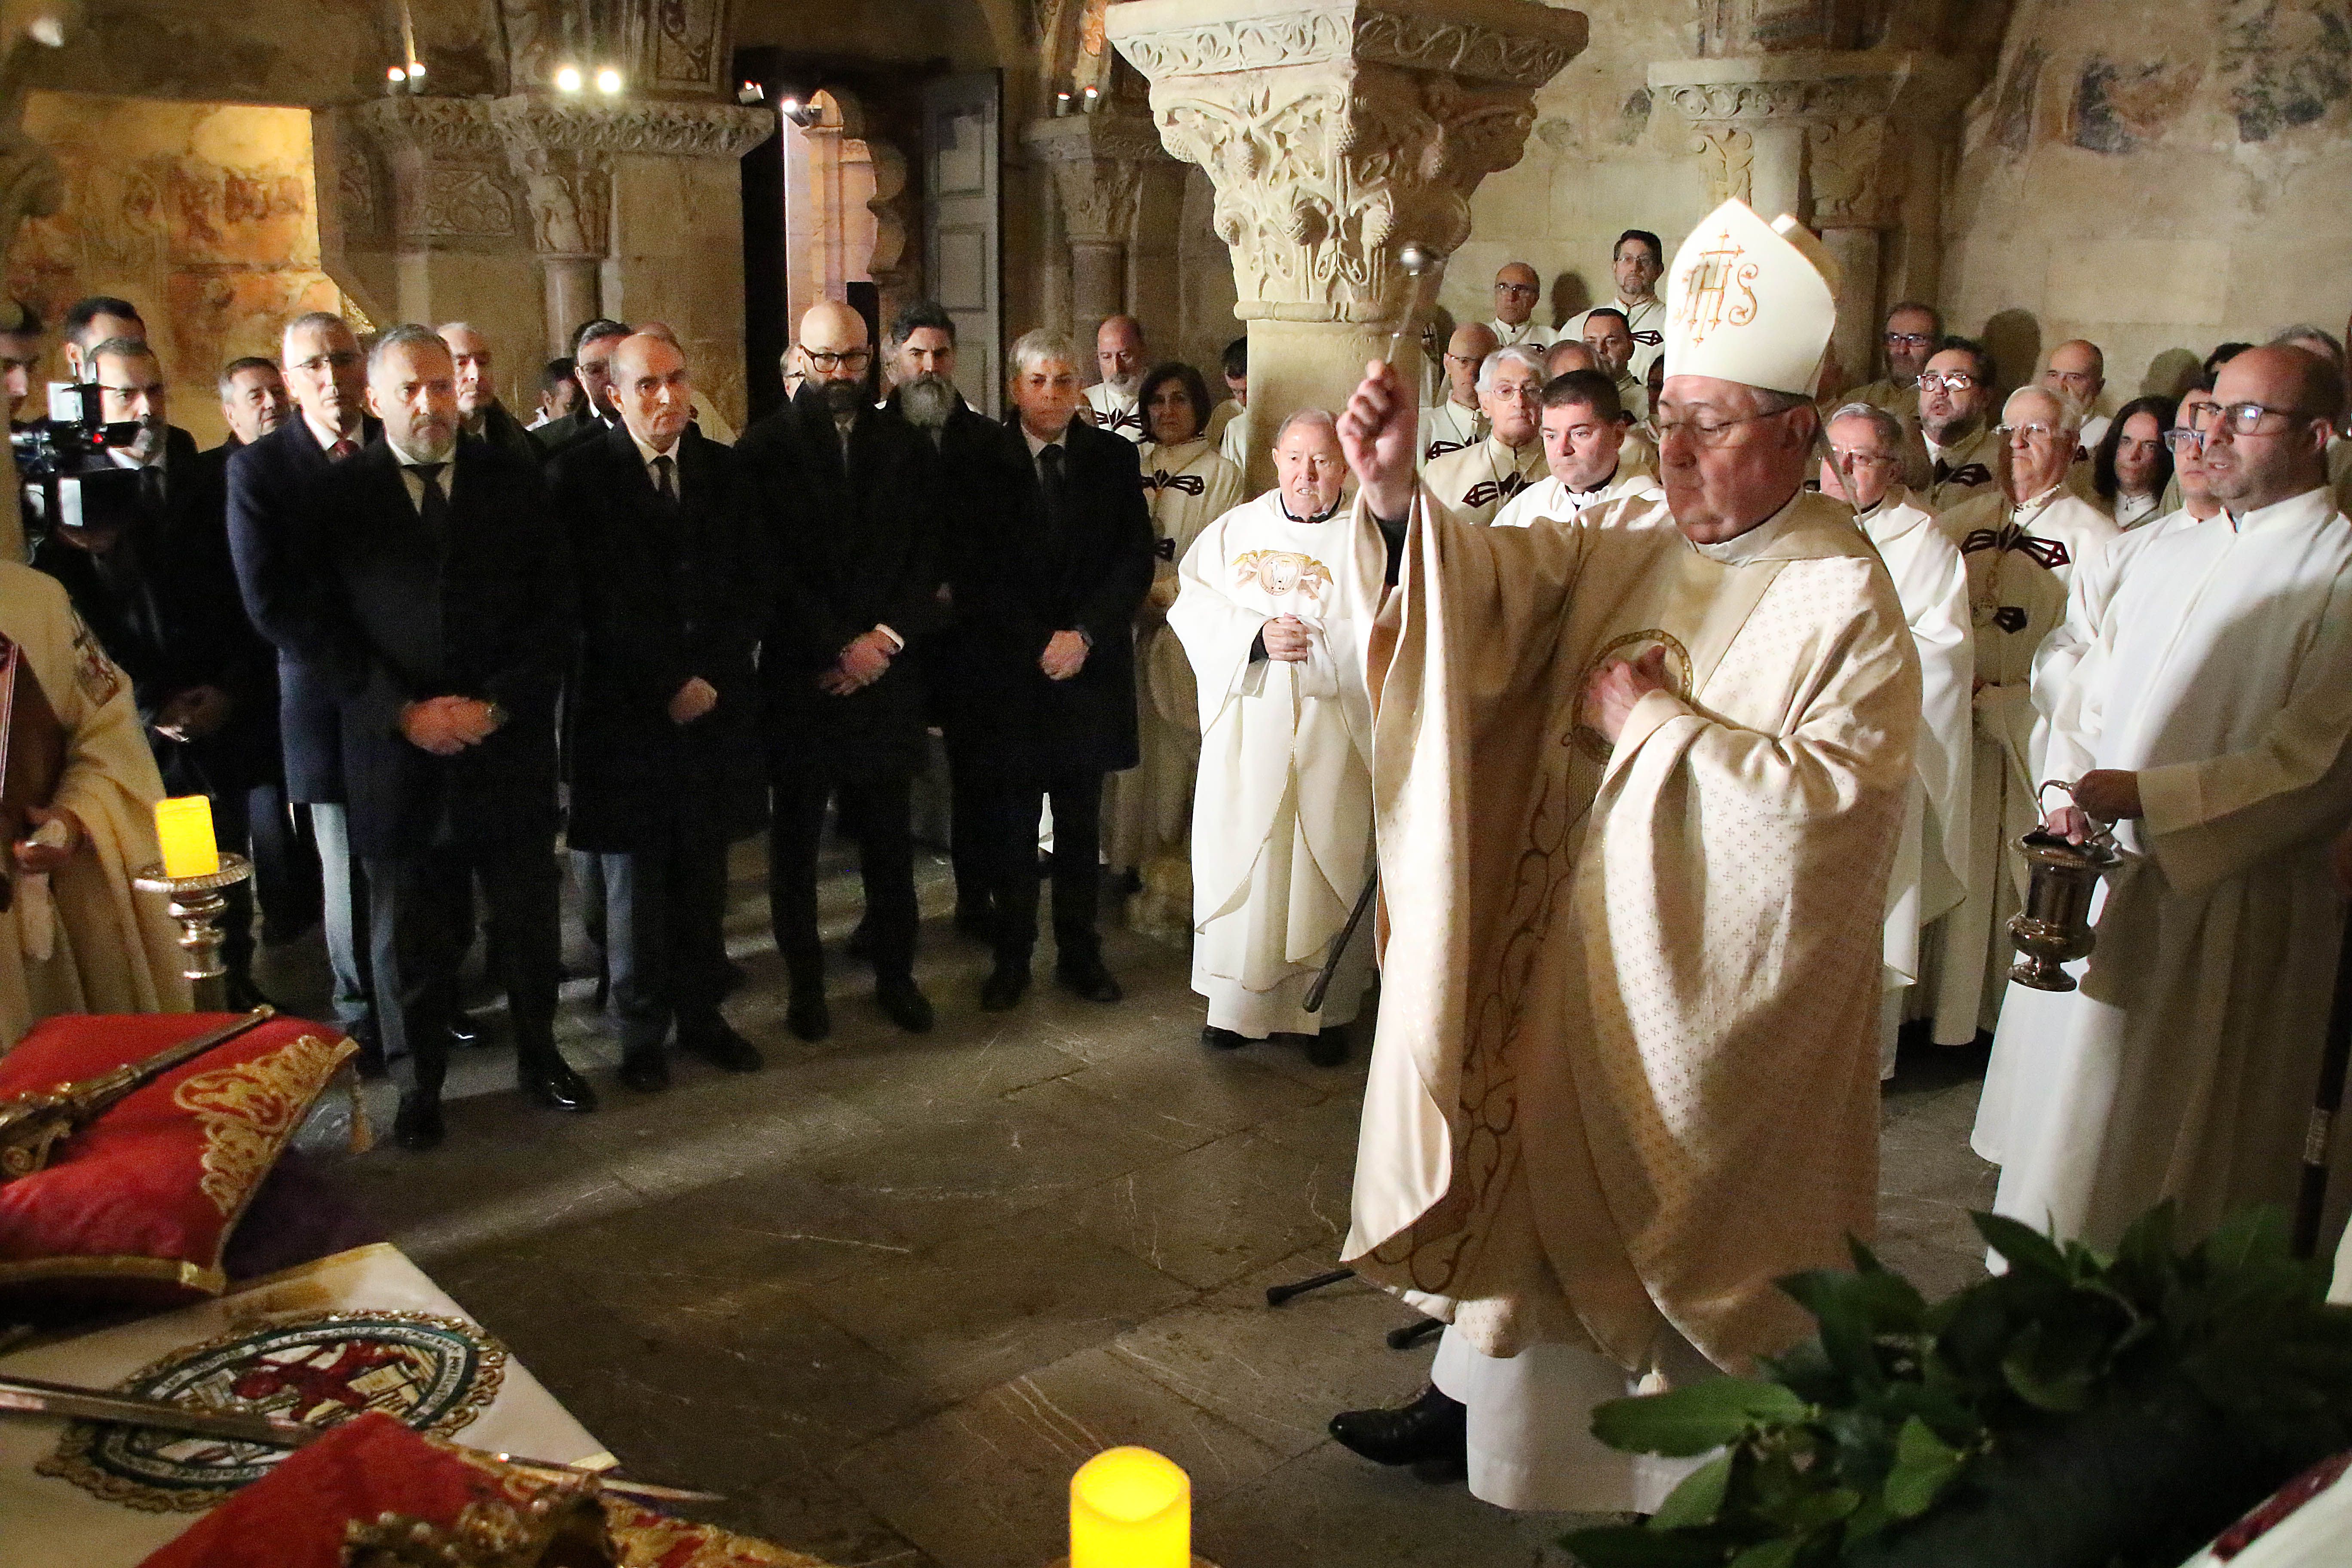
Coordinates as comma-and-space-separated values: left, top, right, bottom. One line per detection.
2217, 0, 2352, 142
4, 93, 345, 447
2069, 56, 2203, 154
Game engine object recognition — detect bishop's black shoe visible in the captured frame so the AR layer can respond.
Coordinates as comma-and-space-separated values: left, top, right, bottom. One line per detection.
1201, 1025, 1248, 1050
520, 1054, 598, 1113
392, 1092, 445, 1152
876, 976, 935, 1033
1329, 1384, 1467, 1467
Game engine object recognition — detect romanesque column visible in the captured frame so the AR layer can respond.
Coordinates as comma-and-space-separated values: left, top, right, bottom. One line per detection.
1649, 50, 1969, 386
1024, 107, 1174, 349
1107, 0, 1586, 487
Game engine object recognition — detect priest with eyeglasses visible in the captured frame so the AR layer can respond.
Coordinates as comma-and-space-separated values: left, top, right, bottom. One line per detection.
1324, 200, 1921, 1513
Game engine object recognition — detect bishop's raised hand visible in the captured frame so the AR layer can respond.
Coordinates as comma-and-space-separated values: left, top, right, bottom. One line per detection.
1337, 360, 1418, 521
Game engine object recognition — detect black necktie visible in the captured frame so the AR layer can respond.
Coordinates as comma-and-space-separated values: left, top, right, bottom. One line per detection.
1038, 443, 1066, 539
412, 462, 449, 538
653, 453, 677, 503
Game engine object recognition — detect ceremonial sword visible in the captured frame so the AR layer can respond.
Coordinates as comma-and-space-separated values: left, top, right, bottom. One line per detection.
0, 1372, 723, 1503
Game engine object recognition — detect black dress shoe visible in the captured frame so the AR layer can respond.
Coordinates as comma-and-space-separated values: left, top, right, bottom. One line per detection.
786, 989, 831, 1042
392, 1093, 445, 1152
349, 1023, 389, 1082
980, 963, 1030, 1011
520, 1056, 598, 1113
1055, 956, 1123, 1004
1329, 1384, 1467, 1467
1201, 1025, 1249, 1050
684, 1022, 764, 1073
618, 1050, 671, 1093
875, 977, 934, 1033
447, 1011, 490, 1049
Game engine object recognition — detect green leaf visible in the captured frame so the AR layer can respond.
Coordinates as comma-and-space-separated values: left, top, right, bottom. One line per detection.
1557, 1525, 1727, 1567
1971, 1211, 2072, 1281
2204, 1204, 2293, 1274
2000, 1321, 2099, 1413
1882, 1415, 1966, 1518
1727, 1541, 1799, 1568
1649, 1452, 1734, 1530
1591, 1381, 1811, 1457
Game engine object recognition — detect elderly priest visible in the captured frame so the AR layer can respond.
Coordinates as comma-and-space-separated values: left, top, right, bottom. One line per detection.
1324, 200, 1920, 1513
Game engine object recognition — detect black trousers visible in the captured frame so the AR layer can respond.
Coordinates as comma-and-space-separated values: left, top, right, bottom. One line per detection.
768, 767, 918, 986
980, 769, 1104, 968
241, 781, 320, 946
596, 813, 731, 1058
366, 830, 562, 1102
946, 740, 993, 915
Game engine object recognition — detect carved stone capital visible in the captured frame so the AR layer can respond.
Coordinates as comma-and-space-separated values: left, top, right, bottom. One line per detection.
505, 145, 610, 260
1027, 109, 1171, 246
346, 96, 507, 159
334, 99, 521, 248
487, 96, 776, 163
1108, 0, 1585, 324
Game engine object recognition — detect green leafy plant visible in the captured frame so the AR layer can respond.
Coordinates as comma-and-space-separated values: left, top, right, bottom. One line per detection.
1562, 1204, 2352, 1568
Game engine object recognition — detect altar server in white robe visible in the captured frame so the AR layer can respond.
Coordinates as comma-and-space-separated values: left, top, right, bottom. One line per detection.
1422, 346, 1547, 525
1170, 409, 1380, 1068
1419, 322, 1496, 468
1326, 200, 1920, 1513
1491, 369, 1665, 529
1976, 344, 2352, 1248
1924, 386, 2117, 1046
1109, 362, 1245, 881
1822, 403, 1973, 1076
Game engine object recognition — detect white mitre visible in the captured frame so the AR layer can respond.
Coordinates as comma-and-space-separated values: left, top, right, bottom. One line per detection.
1663, 198, 1843, 396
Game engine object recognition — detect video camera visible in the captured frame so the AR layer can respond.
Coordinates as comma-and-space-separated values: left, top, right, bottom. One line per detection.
11, 381, 146, 552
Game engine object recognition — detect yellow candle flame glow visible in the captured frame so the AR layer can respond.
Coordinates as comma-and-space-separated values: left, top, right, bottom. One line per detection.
155, 796, 219, 879
1070, 1446, 1189, 1568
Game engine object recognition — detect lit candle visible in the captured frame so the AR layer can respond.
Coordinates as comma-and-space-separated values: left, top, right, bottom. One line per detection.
1081, 85, 1101, 113
154, 796, 219, 879
1070, 1447, 1188, 1568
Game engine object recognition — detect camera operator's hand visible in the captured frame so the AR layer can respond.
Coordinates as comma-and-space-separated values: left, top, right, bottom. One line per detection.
153, 685, 232, 743
400, 696, 497, 756
14, 806, 84, 875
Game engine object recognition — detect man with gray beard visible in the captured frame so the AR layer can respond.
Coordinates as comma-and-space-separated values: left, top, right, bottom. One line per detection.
881, 302, 1003, 937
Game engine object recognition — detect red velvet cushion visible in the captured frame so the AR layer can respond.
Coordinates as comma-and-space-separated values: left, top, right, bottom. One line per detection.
0, 1012, 355, 1307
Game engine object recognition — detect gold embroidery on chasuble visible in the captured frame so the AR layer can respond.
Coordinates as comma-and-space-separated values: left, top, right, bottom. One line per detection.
174, 1033, 351, 1216
66, 603, 125, 707
1231, 549, 1332, 601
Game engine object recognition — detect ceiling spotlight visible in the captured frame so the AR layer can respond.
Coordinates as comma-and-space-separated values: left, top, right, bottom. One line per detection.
555, 64, 582, 92
595, 67, 622, 95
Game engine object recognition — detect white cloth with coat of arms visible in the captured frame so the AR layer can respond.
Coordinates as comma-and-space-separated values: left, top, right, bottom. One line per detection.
1084, 381, 1148, 444
1169, 491, 1383, 1038
1421, 435, 1545, 527
0, 1241, 607, 1566
1922, 486, 2116, 1046
1973, 487, 2352, 1249
1417, 399, 1488, 468
1107, 438, 1246, 876
1341, 481, 1919, 1383
0, 560, 188, 1052
1488, 466, 1666, 529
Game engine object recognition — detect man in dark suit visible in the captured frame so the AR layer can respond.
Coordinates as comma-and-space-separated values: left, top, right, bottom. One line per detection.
948, 328, 1153, 1011
530, 318, 630, 457
229, 312, 383, 1065
741, 301, 941, 1040
884, 301, 1000, 940
31, 338, 288, 1004
440, 322, 542, 461
552, 332, 764, 1091
274, 325, 591, 1149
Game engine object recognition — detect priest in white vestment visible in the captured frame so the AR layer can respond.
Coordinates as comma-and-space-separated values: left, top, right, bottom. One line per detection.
1170, 410, 1380, 1067
1109, 364, 1246, 882
1561, 229, 1667, 383
1822, 404, 1973, 1077
1422, 346, 1547, 525
1081, 315, 1149, 444
0, 562, 190, 1049
1326, 201, 1920, 1513
1491, 369, 1665, 529
1924, 388, 2118, 1047
1419, 322, 1497, 468
1977, 345, 2352, 1248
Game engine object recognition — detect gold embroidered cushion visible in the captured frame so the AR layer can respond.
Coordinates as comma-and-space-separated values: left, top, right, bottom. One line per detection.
0, 1012, 354, 1305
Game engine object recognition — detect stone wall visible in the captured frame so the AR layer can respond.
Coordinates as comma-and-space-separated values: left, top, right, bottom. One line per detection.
1942, 0, 2352, 399
6, 92, 346, 448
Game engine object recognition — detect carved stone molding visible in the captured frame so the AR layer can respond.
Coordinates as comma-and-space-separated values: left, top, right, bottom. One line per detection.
1692, 125, 1755, 207
337, 99, 521, 248
1026, 109, 1171, 245
1109, 0, 1583, 324
347, 96, 506, 159
488, 96, 775, 162
1111, 0, 1586, 89
506, 145, 609, 259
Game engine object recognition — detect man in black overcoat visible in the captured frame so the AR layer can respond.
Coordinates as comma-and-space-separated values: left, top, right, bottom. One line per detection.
277, 325, 592, 1150
740, 301, 944, 1041
947, 328, 1153, 1011
552, 332, 764, 1091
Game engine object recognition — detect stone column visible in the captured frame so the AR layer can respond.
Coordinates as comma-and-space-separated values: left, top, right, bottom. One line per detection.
1025, 107, 1173, 349
1108, 0, 1587, 491
338, 97, 532, 340
1650, 50, 1970, 389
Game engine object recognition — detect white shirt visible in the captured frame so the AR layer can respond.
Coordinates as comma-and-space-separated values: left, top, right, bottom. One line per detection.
1487, 317, 1554, 352
393, 449, 452, 514
629, 428, 683, 495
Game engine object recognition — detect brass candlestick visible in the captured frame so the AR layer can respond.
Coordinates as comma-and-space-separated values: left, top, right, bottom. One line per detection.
133, 851, 253, 1011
